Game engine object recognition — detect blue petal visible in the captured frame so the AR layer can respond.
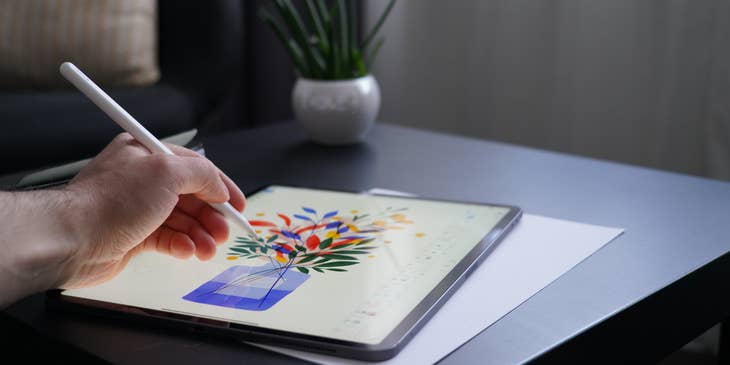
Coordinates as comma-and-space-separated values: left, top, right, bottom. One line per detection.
322, 210, 338, 219
338, 226, 350, 234
280, 230, 302, 240
302, 207, 317, 214
325, 221, 341, 229
293, 214, 314, 222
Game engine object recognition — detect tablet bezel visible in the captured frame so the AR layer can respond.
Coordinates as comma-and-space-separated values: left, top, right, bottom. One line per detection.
48, 185, 522, 361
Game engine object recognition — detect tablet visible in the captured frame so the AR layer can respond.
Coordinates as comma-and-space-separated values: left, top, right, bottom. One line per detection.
52, 185, 521, 361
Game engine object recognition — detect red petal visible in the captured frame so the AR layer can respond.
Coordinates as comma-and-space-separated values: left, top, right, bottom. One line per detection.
295, 223, 326, 235
250, 220, 276, 227
277, 213, 292, 226
306, 235, 320, 250
330, 238, 356, 249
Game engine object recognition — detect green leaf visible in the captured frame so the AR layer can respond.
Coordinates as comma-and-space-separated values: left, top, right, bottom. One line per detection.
296, 245, 307, 252
262, 246, 268, 254
296, 254, 318, 264
267, 235, 278, 243
289, 251, 297, 259
278, 0, 324, 77
365, 37, 384, 71
319, 237, 333, 249
229, 247, 251, 254
296, 266, 310, 274
352, 49, 366, 76
305, 0, 329, 54
317, 254, 358, 261
326, 268, 348, 272
338, 0, 349, 72
313, 257, 332, 265
356, 238, 376, 245
362, 0, 396, 49
259, 8, 309, 75
329, 250, 369, 255
315, 261, 359, 268
313, 267, 324, 273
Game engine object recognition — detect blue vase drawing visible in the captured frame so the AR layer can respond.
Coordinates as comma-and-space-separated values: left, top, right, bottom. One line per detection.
183, 262, 309, 311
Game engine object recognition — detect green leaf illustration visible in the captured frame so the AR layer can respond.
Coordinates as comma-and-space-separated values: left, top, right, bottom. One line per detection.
318, 254, 358, 261
297, 254, 318, 264
315, 261, 359, 268
267, 235, 278, 243
296, 267, 310, 274
319, 237, 333, 249
330, 250, 369, 255
326, 268, 347, 272
229, 247, 251, 254
313, 267, 324, 273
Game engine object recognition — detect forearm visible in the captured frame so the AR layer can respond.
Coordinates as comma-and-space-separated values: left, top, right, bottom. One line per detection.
0, 190, 77, 308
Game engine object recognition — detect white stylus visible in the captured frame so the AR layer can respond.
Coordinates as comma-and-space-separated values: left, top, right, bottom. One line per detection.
59, 62, 257, 237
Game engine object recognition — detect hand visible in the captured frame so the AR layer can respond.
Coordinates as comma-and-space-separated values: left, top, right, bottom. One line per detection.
57, 133, 246, 288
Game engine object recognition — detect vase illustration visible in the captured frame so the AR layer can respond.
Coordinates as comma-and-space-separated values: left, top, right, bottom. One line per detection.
183, 262, 309, 311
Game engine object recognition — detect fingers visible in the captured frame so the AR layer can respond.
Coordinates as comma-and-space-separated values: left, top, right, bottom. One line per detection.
145, 226, 196, 259
175, 196, 230, 243
143, 212, 219, 261
197, 205, 230, 243
166, 144, 246, 212
220, 173, 246, 212
159, 155, 230, 203
163, 209, 218, 260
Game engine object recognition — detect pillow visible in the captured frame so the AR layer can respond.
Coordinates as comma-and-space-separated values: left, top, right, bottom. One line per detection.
0, 0, 159, 90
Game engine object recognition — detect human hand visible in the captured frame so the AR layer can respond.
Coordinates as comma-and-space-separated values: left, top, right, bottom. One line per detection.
57, 133, 245, 288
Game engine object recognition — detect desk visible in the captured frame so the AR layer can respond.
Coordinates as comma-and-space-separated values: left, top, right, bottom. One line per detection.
5, 122, 730, 364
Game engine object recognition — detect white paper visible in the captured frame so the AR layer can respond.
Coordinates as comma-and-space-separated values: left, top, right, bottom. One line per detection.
247, 214, 623, 364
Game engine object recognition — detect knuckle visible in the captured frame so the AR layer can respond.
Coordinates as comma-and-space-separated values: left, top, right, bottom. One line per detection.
149, 154, 178, 177
112, 132, 134, 144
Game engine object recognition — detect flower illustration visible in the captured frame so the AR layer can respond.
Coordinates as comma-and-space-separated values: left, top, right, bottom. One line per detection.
226, 206, 413, 274
184, 206, 414, 311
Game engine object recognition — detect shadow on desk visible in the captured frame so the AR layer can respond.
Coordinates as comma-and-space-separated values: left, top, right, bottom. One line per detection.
0, 312, 101, 362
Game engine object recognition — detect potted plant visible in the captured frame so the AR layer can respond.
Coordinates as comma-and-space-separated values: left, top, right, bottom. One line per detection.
260, 0, 396, 145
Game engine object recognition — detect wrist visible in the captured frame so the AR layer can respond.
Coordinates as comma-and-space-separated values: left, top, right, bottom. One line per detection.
0, 189, 80, 302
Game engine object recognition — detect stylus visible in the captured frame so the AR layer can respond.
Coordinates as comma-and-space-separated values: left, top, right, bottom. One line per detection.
59, 62, 258, 237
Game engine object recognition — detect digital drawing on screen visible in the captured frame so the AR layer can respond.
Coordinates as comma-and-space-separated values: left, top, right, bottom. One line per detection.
183, 206, 418, 311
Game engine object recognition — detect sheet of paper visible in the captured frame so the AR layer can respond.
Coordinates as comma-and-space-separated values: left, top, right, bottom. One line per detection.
248, 214, 624, 364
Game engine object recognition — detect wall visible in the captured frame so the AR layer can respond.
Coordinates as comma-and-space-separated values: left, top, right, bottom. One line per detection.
365, 0, 730, 178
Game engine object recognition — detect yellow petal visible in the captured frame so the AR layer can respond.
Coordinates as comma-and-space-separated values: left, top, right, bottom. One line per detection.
256, 212, 265, 217
347, 224, 359, 232
350, 210, 359, 214
373, 220, 386, 227
415, 233, 426, 238
227, 256, 238, 260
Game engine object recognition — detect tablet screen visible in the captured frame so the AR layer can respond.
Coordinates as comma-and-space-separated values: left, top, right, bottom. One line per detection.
62, 186, 511, 345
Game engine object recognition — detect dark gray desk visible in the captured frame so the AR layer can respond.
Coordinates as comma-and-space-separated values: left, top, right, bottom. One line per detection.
6, 122, 730, 364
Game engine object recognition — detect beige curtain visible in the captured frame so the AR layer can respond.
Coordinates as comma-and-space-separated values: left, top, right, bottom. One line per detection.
366, 0, 730, 179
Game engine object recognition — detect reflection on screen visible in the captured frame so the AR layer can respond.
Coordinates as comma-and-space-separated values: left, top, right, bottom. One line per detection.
63, 186, 509, 344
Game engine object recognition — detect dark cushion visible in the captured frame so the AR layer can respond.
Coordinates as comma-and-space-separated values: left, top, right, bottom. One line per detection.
0, 82, 195, 173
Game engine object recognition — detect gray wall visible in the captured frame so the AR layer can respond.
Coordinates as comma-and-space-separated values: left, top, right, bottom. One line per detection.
366, 0, 730, 178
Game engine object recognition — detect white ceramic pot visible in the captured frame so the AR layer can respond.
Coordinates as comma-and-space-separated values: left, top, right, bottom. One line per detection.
292, 75, 381, 145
